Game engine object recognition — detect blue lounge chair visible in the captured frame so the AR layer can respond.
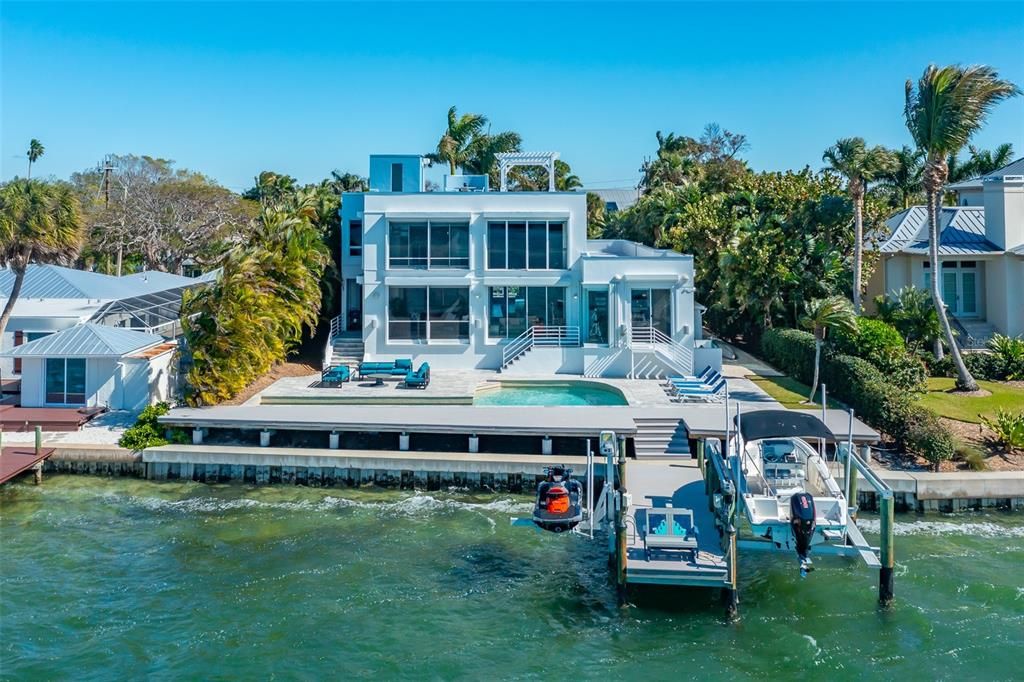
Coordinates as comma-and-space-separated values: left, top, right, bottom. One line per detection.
321, 364, 351, 385
663, 366, 715, 387
404, 362, 430, 389
666, 371, 722, 394
670, 377, 727, 402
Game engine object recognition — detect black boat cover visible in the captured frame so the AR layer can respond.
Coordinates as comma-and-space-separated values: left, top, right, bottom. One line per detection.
734, 409, 836, 442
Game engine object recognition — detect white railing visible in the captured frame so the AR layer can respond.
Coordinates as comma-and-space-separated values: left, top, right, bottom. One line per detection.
628, 326, 693, 377
323, 314, 344, 370
501, 326, 581, 368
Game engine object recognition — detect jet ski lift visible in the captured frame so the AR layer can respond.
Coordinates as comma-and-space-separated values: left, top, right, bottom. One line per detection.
532, 466, 584, 533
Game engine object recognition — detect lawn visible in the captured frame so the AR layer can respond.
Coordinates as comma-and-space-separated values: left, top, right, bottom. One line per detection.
748, 375, 842, 410
918, 378, 1024, 423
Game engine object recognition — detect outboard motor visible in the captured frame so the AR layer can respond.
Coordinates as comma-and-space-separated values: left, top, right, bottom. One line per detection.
789, 492, 816, 576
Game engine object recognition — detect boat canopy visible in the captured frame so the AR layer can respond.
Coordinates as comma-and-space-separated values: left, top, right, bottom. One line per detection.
735, 410, 836, 442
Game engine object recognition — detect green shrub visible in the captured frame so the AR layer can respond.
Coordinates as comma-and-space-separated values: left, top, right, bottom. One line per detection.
761, 327, 954, 465
981, 408, 1024, 452
832, 317, 904, 358
964, 352, 999, 381
954, 442, 987, 471
988, 334, 1024, 380
119, 402, 187, 451
927, 353, 955, 378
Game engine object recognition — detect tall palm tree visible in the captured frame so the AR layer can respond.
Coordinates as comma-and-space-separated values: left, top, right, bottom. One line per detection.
430, 106, 487, 174
822, 138, 897, 313
26, 139, 45, 179
464, 129, 522, 179
800, 296, 858, 403
904, 64, 1020, 391
0, 179, 84, 337
878, 146, 925, 210
965, 142, 1015, 176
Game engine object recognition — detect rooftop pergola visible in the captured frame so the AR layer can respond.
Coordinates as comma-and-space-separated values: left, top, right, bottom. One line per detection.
495, 151, 560, 192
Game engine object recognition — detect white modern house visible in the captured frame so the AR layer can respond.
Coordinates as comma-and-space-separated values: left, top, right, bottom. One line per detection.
0, 264, 213, 410
867, 157, 1024, 344
334, 152, 718, 377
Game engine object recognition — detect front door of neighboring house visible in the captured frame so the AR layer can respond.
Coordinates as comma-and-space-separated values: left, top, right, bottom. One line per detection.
927, 261, 978, 317
345, 279, 362, 331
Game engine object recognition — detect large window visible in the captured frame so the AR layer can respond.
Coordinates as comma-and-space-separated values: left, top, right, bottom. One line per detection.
488, 287, 565, 338
486, 220, 565, 270
45, 358, 86, 405
586, 290, 609, 344
348, 220, 362, 257
389, 221, 469, 269
388, 287, 469, 341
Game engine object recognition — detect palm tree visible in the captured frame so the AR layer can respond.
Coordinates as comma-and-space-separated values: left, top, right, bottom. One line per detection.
26, 139, 45, 179
430, 106, 487, 174
905, 64, 1020, 390
878, 146, 924, 209
800, 296, 858, 403
964, 142, 1015, 176
464, 129, 522, 179
0, 179, 84, 337
555, 160, 582, 191
874, 286, 943, 353
822, 138, 897, 313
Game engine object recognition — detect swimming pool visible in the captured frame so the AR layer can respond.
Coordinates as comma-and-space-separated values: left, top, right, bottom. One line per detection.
474, 381, 628, 406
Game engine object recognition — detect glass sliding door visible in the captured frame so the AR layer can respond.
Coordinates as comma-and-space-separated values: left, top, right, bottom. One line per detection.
488, 287, 567, 338
428, 288, 470, 340
631, 288, 672, 336
45, 358, 86, 405
485, 220, 567, 270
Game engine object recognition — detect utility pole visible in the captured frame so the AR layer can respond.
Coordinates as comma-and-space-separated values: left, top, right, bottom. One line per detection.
101, 155, 113, 207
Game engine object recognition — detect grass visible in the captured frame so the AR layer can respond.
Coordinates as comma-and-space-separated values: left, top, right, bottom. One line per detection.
748, 375, 842, 410
918, 377, 1024, 423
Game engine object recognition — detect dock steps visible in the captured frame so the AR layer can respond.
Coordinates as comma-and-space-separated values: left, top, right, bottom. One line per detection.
632, 417, 691, 459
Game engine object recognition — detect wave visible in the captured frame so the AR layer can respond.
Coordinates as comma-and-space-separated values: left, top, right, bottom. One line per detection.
856, 518, 1024, 539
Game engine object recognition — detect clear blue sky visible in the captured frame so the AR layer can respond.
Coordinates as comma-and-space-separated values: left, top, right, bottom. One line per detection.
3, 1, 1023, 192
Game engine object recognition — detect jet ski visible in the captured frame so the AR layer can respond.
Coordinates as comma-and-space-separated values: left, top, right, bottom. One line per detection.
532, 466, 584, 533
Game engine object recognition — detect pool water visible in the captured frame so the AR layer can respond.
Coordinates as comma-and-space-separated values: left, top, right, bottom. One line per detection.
474, 382, 628, 406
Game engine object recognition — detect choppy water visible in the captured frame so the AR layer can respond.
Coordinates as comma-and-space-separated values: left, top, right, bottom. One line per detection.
1, 477, 1021, 680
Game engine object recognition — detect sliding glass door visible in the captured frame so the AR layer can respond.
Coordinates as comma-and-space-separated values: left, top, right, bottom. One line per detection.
45, 358, 86, 405
630, 289, 671, 336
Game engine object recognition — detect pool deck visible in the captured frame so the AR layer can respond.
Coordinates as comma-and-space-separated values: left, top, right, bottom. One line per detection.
624, 460, 729, 587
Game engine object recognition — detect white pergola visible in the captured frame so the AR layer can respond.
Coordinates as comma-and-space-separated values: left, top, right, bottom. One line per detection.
495, 151, 560, 192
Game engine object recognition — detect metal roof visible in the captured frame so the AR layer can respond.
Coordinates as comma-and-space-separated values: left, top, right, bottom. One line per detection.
1, 323, 164, 358
0, 264, 206, 300
874, 205, 1003, 255
947, 157, 1024, 191
586, 188, 639, 212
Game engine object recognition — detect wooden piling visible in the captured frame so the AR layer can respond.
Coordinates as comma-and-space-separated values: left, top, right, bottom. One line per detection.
696, 439, 705, 475
879, 493, 895, 606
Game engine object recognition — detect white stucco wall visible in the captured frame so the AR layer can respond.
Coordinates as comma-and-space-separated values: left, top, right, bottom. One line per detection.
15, 351, 173, 410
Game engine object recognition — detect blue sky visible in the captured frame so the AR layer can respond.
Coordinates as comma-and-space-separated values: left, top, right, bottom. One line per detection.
3, 1, 1023, 192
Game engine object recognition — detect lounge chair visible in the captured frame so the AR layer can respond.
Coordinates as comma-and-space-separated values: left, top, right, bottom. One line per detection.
644, 508, 699, 558
670, 377, 727, 402
404, 362, 430, 389
666, 371, 722, 394
663, 366, 715, 387
320, 364, 351, 386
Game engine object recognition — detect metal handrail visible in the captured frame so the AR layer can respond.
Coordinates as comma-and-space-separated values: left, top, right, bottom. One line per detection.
628, 326, 693, 375
501, 325, 581, 367
323, 314, 344, 369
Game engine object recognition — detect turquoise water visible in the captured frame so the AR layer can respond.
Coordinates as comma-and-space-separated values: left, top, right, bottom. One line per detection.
475, 383, 628, 406
2, 477, 1022, 679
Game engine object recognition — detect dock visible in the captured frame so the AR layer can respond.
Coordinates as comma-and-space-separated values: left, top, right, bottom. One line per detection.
0, 446, 55, 485
624, 460, 728, 587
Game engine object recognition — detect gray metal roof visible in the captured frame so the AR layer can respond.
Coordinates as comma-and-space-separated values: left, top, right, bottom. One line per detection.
0, 264, 205, 300
1, 323, 164, 358
947, 156, 1024, 191
1011, 243, 1024, 256
874, 205, 1003, 255
586, 188, 639, 212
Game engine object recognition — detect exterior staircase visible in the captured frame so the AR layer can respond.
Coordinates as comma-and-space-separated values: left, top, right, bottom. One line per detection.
952, 317, 1000, 350
627, 327, 693, 379
329, 334, 364, 369
632, 417, 691, 459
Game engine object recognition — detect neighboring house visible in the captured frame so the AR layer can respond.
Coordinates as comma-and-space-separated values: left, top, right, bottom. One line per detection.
585, 188, 640, 214
336, 152, 718, 377
0, 264, 213, 379
1, 323, 176, 410
866, 158, 1024, 343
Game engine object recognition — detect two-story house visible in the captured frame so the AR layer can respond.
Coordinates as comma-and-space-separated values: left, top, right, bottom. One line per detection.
335, 152, 718, 377
867, 157, 1024, 344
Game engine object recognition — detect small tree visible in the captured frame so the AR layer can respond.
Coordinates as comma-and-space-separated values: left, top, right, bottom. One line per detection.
800, 296, 858, 403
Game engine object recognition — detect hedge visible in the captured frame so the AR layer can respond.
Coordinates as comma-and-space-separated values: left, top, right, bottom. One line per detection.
761, 328, 954, 465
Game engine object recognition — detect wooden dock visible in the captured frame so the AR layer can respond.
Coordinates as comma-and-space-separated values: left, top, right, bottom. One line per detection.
623, 460, 729, 588
0, 405, 103, 432
0, 446, 55, 485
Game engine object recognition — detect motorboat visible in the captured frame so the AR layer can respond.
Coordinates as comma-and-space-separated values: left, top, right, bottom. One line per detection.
731, 410, 850, 575
532, 466, 584, 533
